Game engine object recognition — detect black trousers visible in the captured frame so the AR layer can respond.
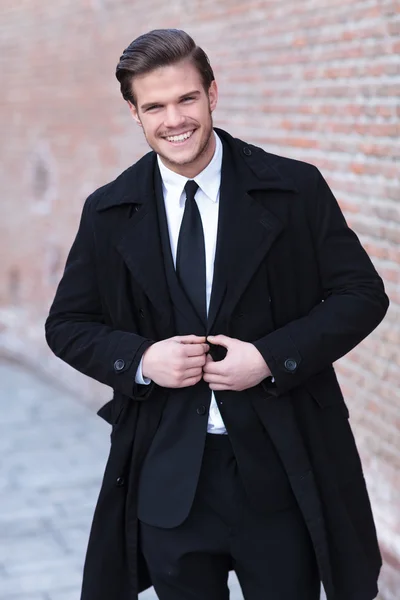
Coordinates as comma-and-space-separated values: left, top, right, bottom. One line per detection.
139, 434, 320, 600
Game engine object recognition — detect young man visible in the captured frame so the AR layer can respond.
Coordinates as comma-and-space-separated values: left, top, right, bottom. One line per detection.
45, 29, 389, 600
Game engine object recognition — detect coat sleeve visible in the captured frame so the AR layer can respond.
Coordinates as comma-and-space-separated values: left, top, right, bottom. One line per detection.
45, 197, 154, 399
253, 168, 389, 395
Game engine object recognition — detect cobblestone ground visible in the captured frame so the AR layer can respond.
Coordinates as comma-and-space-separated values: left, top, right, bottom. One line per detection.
2, 360, 387, 600
0, 362, 246, 600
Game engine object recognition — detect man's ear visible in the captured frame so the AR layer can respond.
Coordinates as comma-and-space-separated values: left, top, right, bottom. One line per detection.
128, 101, 142, 127
208, 80, 218, 113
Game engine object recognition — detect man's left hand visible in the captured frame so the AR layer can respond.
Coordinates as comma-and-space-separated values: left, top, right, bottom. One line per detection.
203, 335, 272, 391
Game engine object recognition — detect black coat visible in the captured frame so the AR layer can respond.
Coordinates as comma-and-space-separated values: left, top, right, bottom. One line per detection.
45, 128, 389, 600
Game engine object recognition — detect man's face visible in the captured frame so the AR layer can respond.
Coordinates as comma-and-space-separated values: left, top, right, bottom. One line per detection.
129, 60, 218, 177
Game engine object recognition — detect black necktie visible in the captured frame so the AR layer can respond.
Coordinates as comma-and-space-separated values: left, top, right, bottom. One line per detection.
176, 180, 207, 324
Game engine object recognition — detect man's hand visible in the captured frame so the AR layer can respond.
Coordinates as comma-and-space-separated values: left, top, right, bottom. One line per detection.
142, 335, 209, 388
203, 335, 272, 391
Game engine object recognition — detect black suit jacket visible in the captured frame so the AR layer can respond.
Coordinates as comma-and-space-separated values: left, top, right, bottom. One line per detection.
135, 142, 296, 528
45, 128, 389, 600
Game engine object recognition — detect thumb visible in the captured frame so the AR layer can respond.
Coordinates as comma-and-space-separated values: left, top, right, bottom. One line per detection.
207, 334, 232, 349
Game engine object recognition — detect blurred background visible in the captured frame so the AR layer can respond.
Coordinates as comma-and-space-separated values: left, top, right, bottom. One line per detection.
0, 0, 399, 599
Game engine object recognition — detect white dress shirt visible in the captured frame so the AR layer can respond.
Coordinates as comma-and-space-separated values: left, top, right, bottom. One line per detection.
135, 131, 227, 434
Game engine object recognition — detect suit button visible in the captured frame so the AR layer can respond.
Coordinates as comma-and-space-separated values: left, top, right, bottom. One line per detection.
243, 147, 252, 156
114, 359, 125, 372
284, 358, 297, 372
139, 308, 145, 318
116, 477, 125, 487
196, 405, 206, 415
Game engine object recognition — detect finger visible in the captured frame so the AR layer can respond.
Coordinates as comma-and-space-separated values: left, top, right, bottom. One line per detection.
186, 355, 207, 368
185, 343, 210, 357
202, 373, 227, 384
207, 334, 232, 348
180, 374, 203, 388
209, 383, 232, 391
177, 335, 207, 344
182, 367, 203, 380
202, 361, 226, 375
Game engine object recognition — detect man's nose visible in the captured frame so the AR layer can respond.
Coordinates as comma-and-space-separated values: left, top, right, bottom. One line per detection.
164, 106, 185, 129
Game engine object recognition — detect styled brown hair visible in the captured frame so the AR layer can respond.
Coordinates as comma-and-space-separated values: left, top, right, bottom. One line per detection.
115, 29, 215, 106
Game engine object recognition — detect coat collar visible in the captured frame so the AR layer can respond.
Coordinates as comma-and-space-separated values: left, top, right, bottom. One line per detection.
96, 129, 298, 331
95, 128, 297, 213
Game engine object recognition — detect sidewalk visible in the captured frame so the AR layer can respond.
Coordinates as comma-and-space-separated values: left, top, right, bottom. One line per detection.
0, 362, 244, 600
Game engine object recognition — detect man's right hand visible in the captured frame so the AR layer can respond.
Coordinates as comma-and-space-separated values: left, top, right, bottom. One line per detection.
141, 335, 209, 388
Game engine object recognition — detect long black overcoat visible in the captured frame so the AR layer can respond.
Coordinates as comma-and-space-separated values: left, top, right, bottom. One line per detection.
45, 128, 389, 600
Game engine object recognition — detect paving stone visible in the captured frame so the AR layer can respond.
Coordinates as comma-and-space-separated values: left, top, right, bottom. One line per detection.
0, 363, 108, 600
0, 595, 48, 600
0, 568, 82, 596
46, 591, 80, 600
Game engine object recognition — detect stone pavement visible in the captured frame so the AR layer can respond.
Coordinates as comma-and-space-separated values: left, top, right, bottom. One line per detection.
0, 361, 245, 600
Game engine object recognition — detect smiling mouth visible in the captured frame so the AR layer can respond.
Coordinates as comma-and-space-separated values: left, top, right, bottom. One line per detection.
164, 130, 195, 143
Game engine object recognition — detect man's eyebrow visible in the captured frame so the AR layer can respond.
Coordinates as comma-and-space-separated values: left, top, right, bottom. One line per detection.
140, 90, 201, 111
179, 90, 201, 99
141, 100, 162, 111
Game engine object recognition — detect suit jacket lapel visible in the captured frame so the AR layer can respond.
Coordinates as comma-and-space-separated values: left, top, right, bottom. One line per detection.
154, 165, 205, 332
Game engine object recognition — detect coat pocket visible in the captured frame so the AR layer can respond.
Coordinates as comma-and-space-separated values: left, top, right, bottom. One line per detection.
305, 367, 349, 417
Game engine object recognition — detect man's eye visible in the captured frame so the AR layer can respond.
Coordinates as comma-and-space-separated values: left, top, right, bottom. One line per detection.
182, 97, 194, 102
146, 105, 161, 112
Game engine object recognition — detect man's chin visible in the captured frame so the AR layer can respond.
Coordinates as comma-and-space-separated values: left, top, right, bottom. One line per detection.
159, 149, 200, 168
153, 124, 213, 171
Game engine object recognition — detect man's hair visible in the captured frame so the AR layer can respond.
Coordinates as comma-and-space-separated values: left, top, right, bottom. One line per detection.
115, 29, 215, 106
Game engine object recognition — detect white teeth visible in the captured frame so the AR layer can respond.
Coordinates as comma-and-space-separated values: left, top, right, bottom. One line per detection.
166, 130, 194, 142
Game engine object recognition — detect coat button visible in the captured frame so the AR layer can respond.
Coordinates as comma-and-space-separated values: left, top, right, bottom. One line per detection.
243, 147, 252, 156
139, 308, 145, 318
116, 477, 125, 487
114, 359, 125, 372
196, 405, 206, 415
284, 358, 297, 372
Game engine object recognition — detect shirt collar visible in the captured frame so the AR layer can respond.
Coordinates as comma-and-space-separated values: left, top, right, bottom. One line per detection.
157, 131, 222, 204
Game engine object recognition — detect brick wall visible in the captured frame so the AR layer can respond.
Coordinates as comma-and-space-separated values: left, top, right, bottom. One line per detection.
1, 0, 399, 596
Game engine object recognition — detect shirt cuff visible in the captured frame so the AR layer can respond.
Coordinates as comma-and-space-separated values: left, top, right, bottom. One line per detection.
135, 357, 152, 385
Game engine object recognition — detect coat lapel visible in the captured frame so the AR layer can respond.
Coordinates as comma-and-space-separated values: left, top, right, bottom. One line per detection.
96, 130, 297, 332
212, 191, 284, 327
207, 131, 295, 332
97, 152, 173, 323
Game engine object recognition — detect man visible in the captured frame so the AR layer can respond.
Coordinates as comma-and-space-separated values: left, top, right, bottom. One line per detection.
45, 29, 389, 600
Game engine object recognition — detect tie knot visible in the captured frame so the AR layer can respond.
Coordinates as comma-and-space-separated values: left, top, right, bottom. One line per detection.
184, 180, 199, 201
